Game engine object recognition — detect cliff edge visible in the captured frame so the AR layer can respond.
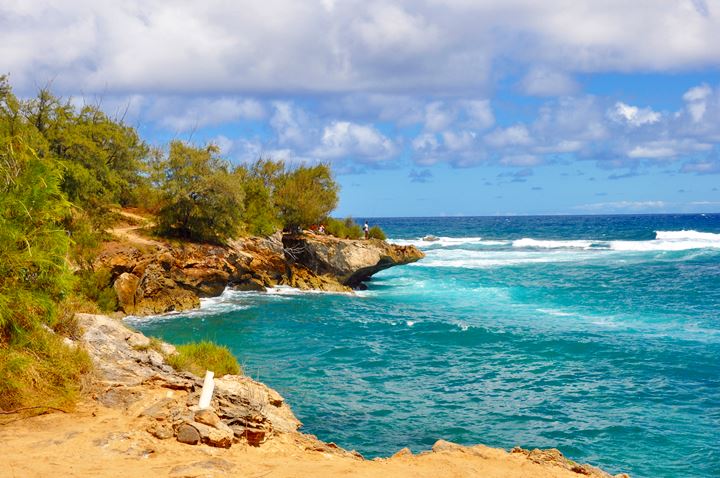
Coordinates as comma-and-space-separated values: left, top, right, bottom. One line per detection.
96, 232, 424, 316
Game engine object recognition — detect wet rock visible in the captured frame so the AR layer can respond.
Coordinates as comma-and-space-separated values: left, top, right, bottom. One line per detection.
176, 423, 201, 445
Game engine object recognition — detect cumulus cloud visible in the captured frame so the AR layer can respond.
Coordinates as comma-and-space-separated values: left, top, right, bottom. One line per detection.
4, 1, 720, 95
609, 102, 661, 127
485, 125, 533, 147
312, 121, 396, 162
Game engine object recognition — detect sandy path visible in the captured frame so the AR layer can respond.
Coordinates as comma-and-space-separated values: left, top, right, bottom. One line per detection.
108, 210, 164, 247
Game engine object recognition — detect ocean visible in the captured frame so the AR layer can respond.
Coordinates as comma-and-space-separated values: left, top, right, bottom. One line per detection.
128, 214, 720, 478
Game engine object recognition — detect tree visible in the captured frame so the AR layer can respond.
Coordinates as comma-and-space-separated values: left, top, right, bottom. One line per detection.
274, 163, 338, 231
156, 141, 245, 243
233, 158, 285, 236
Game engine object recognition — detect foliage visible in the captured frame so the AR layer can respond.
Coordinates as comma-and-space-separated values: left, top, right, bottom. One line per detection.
233, 159, 281, 236
0, 135, 92, 411
0, 327, 92, 411
368, 225, 387, 240
325, 217, 363, 239
156, 141, 245, 244
166, 340, 241, 377
75, 269, 117, 313
274, 163, 338, 231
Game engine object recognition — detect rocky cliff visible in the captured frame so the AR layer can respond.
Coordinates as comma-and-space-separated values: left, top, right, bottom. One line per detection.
95, 232, 424, 316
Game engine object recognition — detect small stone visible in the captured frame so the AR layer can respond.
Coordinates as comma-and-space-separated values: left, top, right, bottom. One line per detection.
230, 425, 267, 446
194, 409, 223, 429
159, 342, 177, 356
139, 398, 173, 420
176, 423, 201, 445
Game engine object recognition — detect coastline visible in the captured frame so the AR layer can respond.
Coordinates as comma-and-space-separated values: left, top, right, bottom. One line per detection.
0, 312, 628, 478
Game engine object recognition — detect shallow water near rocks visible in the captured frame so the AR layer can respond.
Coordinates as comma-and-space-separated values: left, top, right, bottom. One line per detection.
129, 214, 720, 478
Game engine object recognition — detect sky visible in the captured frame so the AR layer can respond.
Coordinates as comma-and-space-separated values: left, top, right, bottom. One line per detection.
2, 0, 720, 217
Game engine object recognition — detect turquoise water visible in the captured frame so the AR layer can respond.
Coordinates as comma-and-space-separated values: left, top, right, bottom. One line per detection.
129, 214, 720, 478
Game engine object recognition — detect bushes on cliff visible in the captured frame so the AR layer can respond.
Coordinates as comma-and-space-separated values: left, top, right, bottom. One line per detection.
274, 164, 339, 231
166, 340, 241, 377
325, 217, 363, 239
368, 225, 386, 240
156, 141, 245, 244
0, 135, 92, 411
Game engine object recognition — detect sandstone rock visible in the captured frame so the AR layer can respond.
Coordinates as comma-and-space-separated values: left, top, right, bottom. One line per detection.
147, 422, 174, 440
432, 439, 466, 453
392, 447, 413, 458
176, 423, 201, 445
126, 332, 150, 349
168, 459, 235, 477
114, 273, 140, 313
190, 420, 233, 448
235, 426, 267, 446
194, 409, 223, 428
282, 234, 424, 288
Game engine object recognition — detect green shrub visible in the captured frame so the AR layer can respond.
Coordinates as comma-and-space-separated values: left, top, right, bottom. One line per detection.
76, 268, 117, 313
325, 217, 362, 239
368, 225, 386, 240
166, 340, 241, 377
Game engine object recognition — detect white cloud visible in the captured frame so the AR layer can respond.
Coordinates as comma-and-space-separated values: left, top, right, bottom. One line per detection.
575, 200, 667, 211
313, 121, 395, 162
4, 1, 720, 95
154, 97, 265, 131
500, 154, 541, 167
520, 67, 579, 96
461, 100, 495, 129
485, 125, 533, 147
609, 102, 661, 127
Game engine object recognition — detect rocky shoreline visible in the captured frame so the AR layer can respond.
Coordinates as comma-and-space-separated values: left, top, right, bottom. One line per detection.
26, 311, 627, 478
97, 232, 424, 316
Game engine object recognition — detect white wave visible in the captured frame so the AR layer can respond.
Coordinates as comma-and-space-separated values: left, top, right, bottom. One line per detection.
416, 249, 587, 268
389, 237, 506, 248
512, 238, 595, 249
655, 230, 720, 241
610, 230, 720, 251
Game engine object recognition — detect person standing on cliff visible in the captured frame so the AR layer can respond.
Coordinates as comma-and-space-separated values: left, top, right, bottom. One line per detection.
364, 221, 370, 239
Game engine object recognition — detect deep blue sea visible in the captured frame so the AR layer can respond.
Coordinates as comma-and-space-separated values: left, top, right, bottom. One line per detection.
128, 214, 720, 478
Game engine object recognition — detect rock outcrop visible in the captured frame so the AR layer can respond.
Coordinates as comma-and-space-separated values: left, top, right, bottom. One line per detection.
95, 232, 423, 316
75, 313, 301, 447
283, 235, 424, 288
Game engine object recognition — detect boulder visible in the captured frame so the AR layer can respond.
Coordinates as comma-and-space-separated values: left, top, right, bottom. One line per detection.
114, 273, 140, 313
176, 423, 201, 445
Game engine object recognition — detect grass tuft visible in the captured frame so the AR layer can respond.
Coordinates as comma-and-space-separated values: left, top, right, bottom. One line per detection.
166, 340, 241, 377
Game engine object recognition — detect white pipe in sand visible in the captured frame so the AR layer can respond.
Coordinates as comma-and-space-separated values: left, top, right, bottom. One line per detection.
198, 370, 215, 409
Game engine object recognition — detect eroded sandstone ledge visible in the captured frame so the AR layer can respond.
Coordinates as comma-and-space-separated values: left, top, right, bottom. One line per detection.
95, 232, 424, 316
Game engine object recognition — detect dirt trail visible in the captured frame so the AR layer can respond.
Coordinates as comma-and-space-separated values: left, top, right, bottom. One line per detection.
108, 210, 164, 247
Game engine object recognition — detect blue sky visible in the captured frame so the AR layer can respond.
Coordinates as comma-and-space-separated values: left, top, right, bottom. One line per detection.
2, 0, 720, 216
